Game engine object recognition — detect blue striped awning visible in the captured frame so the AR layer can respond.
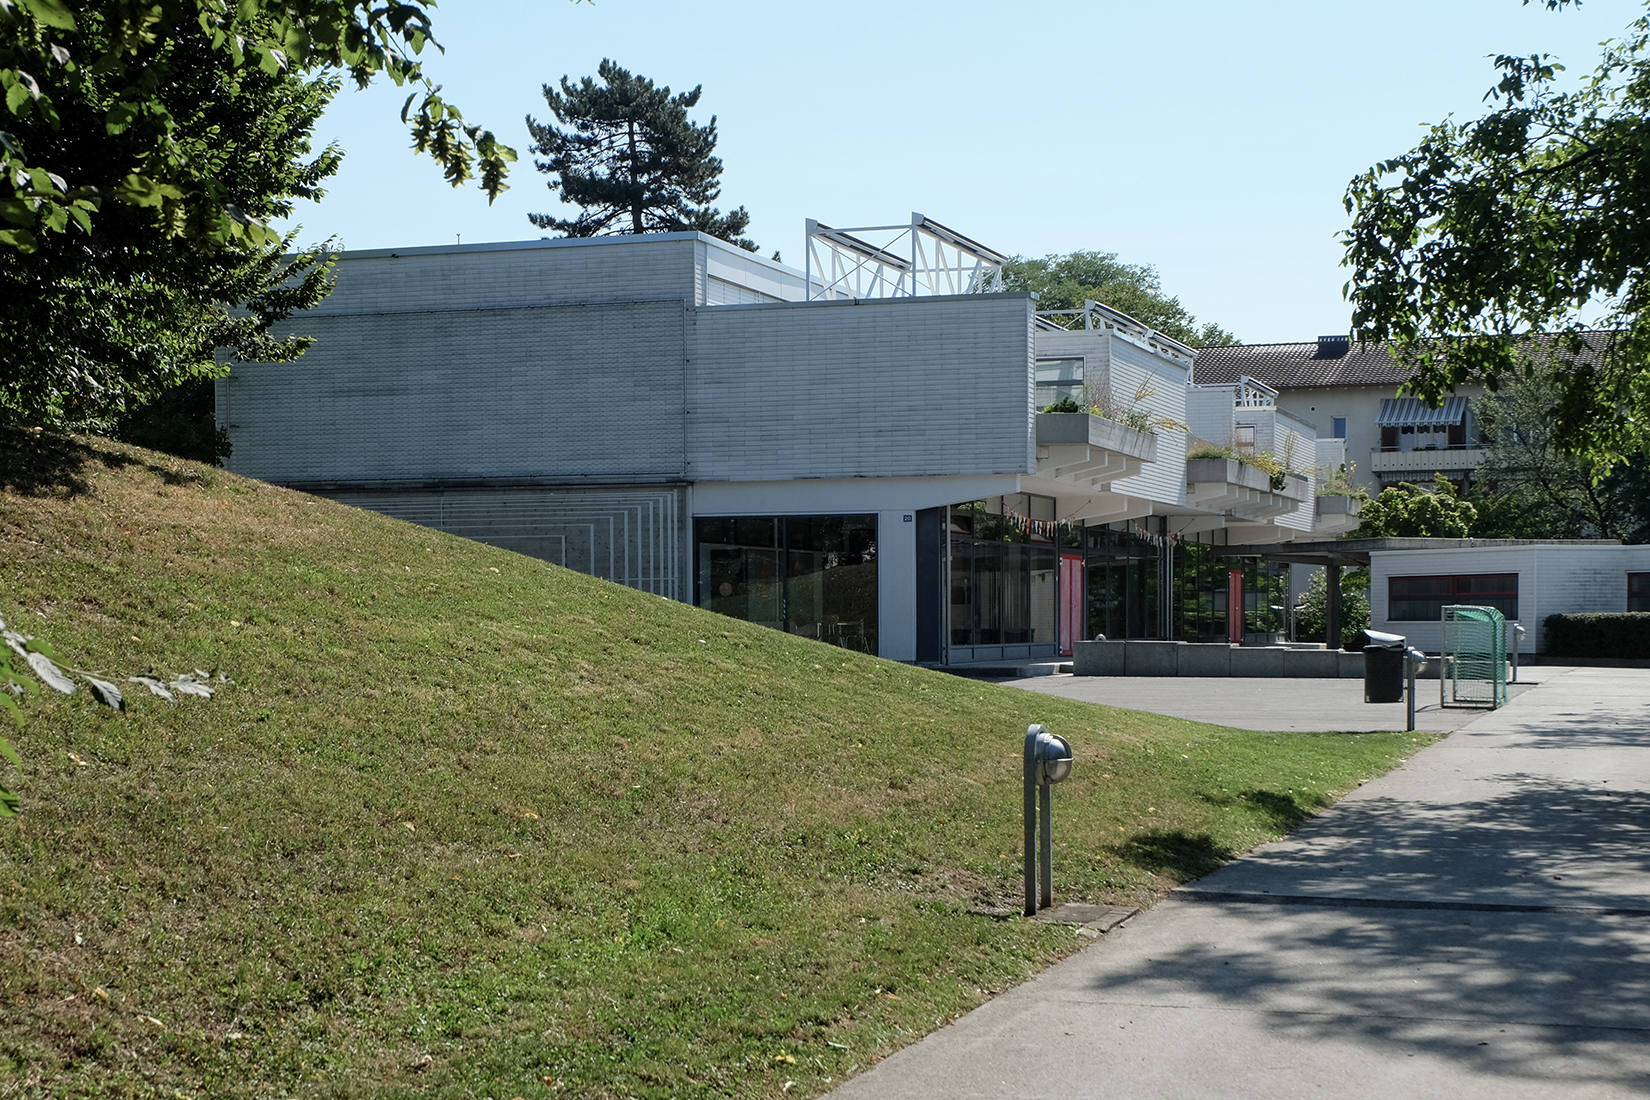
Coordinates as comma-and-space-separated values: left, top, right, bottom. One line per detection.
1375, 395, 1469, 428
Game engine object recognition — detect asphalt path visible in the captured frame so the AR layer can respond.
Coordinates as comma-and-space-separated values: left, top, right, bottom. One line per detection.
828, 667, 1650, 1099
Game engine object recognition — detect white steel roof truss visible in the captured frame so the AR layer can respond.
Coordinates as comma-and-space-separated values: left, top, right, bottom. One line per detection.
804, 213, 1004, 301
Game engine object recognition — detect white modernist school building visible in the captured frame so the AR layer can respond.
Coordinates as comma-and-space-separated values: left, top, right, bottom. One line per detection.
221, 221, 1359, 666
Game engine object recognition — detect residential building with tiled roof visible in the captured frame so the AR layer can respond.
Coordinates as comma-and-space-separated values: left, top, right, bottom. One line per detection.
1192, 335, 1487, 493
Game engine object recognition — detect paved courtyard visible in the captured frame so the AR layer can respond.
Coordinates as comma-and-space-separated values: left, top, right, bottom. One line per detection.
997, 669, 1541, 733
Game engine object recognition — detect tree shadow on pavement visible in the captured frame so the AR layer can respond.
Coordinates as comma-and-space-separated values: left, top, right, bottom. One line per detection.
1085, 775, 1650, 1091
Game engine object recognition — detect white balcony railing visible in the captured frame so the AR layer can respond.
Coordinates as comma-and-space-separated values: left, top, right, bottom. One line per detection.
1369, 447, 1488, 474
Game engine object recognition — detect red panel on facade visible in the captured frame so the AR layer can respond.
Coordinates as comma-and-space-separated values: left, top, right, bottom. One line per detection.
1227, 568, 1245, 645
1060, 553, 1084, 655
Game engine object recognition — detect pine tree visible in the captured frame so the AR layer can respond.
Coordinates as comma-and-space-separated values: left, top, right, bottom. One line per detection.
526, 60, 757, 251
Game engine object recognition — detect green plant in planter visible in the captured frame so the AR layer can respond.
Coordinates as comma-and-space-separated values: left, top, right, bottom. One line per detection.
1317, 461, 1365, 498
1041, 397, 1083, 413
1248, 452, 1289, 491
1083, 379, 1187, 435
1187, 443, 1239, 462
1186, 443, 1292, 490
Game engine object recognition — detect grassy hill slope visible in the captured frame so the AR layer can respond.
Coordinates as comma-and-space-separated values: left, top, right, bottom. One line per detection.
0, 427, 1431, 1099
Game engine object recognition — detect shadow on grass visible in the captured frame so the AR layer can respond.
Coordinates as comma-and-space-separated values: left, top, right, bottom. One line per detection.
1111, 831, 1236, 880
1236, 789, 1317, 830
1116, 790, 1326, 881
1, 423, 200, 496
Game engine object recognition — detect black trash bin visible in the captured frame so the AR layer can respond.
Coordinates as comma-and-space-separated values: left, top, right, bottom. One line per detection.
1363, 630, 1407, 703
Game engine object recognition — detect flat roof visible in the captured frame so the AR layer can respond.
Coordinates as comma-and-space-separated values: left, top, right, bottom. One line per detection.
335, 231, 806, 279
1232, 537, 1623, 567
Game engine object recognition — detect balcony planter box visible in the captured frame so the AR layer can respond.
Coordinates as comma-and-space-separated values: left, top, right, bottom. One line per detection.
1317, 495, 1362, 520
1036, 412, 1159, 464
1186, 458, 1311, 503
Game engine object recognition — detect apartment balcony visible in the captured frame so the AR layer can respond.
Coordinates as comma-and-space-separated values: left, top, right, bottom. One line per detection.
1035, 412, 1159, 489
1369, 446, 1488, 476
1185, 457, 1310, 521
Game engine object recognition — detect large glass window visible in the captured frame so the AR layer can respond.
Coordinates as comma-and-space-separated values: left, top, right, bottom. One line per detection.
949, 496, 1058, 648
1629, 573, 1649, 612
1083, 526, 1287, 642
1389, 574, 1517, 621
1085, 526, 1160, 641
696, 515, 877, 652
1035, 358, 1085, 409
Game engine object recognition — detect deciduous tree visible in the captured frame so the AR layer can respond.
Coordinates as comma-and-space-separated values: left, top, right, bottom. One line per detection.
1003, 250, 1235, 347
1467, 360, 1650, 541
1, 18, 337, 428
1, 0, 520, 255
1351, 475, 1478, 539
1344, 0, 1650, 468
526, 59, 757, 250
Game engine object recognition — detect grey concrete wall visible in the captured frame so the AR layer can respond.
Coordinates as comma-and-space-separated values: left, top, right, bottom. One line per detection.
1073, 640, 1126, 675
1282, 648, 1340, 678
1125, 641, 1183, 676
1071, 644, 1369, 679
1178, 644, 1232, 677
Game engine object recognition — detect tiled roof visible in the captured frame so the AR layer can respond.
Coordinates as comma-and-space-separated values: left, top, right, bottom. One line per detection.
1192, 338, 1410, 389
1193, 332, 1614, 390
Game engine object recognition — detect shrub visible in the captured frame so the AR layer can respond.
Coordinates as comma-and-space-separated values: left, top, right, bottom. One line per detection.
1293, 568, 1371, 645
1542, 613, 1650, 659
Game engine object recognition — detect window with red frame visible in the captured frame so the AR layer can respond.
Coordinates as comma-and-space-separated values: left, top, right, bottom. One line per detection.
1389, 573, 1518, 621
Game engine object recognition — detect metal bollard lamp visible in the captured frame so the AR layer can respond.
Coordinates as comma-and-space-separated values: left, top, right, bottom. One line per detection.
1405, 646, 1427, 732
1024, 724, 1074, 916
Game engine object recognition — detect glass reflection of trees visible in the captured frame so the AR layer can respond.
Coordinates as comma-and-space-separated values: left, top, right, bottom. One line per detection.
696, 515, 878, 652
1083, 525, 1288, 642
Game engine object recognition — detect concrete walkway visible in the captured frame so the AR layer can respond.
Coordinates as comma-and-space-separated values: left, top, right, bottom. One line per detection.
829, 667, 1650, 1099
994, 670, 1542, 733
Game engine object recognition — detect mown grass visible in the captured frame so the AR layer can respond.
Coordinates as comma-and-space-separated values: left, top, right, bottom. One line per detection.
0, 427, 1437, 1099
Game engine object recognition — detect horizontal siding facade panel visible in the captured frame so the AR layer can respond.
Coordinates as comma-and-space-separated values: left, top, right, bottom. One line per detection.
310, 237, 701, 317
1104, 337, 1189, 506
1371, 545, 1650, 653
224, 299, 687, 483
689, 295, 1035, 481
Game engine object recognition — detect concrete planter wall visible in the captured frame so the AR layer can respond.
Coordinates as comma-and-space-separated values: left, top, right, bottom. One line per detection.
1184, 457, 1310, 502
1035, 412, 1160, 464
1316, 494, 1361, 519
1072, 640, 1368, 679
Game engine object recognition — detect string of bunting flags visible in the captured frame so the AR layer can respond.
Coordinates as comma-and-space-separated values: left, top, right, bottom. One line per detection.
1127, 519, 1182, 549
996, 505, 1184, 548
1000, 502, 1068, 541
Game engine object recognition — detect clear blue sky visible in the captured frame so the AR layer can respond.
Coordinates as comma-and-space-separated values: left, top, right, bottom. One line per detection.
276, 0, 1644, 344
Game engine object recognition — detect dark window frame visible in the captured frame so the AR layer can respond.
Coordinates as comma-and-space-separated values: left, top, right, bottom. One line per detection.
1388, 573, 1518, 622
1630, 572, 1650, 613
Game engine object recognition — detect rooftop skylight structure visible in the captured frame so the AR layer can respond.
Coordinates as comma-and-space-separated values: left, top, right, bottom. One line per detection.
804, 213, 1008, 301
